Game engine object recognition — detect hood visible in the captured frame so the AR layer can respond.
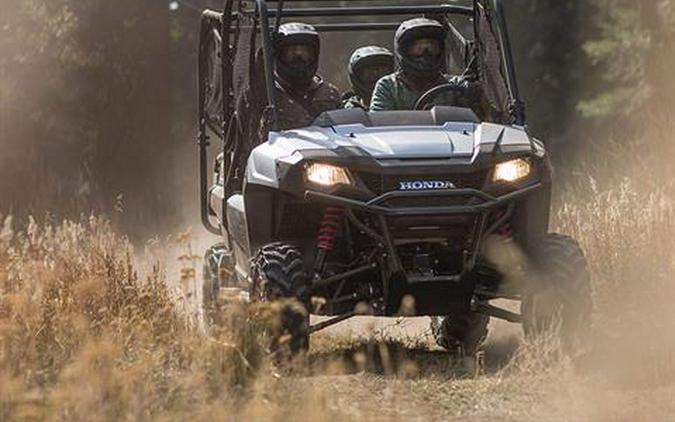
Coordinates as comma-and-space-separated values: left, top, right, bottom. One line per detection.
338, 125, 474, 158
248, 123, 540, 188
266, 122, 534, 161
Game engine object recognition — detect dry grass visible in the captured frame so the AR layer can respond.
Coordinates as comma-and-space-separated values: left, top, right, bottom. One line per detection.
4, 125, 675, 421
3, 182, 675, 421
0, 216, 277, 420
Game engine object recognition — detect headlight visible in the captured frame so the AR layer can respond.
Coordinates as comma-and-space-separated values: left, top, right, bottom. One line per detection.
493, 158, 531, 183
305, 163, 351, 187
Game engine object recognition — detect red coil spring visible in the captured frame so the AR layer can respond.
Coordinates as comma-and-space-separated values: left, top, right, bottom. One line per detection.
497, 225, 513, 238
317, 206, 343, 251
494, 210, 513, 238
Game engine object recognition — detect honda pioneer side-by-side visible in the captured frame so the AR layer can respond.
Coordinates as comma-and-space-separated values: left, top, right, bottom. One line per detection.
196, 0, 592, 355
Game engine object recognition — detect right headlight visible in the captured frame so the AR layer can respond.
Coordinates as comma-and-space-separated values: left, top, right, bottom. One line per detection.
305, 163, 352, 187
493, 158, 532, 183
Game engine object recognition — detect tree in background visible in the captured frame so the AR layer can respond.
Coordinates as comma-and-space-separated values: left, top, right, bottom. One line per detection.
0, 0, 172, 236
564, 0, 675, 190
506, 0, 596, 146
581, 0, 675, 120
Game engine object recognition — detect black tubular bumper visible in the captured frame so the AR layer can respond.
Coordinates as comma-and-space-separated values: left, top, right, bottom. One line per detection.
304, 183, 542, 216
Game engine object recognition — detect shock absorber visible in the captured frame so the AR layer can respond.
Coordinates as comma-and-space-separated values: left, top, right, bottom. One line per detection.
494, 208, 513, 239
497, 225, 513, 238
314, 206, 343, 273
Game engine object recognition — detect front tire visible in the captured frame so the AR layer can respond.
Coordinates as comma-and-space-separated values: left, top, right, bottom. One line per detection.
521, 234, 592, 351
250, 243, 311, 356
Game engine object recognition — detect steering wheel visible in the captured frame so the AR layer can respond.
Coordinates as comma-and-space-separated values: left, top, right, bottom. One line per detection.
413, 83, 466, 111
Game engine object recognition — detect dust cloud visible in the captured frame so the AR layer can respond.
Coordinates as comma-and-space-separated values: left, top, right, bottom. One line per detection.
0, 1, 199, 240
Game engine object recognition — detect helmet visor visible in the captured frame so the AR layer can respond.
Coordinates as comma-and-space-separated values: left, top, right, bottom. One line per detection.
280, 44, 316, 65
406, 38, 442, 59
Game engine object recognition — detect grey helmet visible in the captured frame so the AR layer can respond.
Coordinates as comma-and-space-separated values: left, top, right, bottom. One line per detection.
274, 22, 320, 88
394, 18, 447, 84
348, 46, 395, 102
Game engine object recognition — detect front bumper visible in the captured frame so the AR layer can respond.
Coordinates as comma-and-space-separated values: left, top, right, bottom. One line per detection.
304, 182, 542, 216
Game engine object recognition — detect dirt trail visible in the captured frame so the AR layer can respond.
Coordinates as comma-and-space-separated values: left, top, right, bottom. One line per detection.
269, 313, 675, 421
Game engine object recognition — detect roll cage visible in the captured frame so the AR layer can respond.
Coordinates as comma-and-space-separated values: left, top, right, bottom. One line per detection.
197, 0, 526, 234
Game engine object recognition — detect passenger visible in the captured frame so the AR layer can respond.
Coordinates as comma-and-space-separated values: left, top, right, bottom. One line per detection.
342, 46, 395, 110
273, 23, 341, 130
370, 18, 488, 115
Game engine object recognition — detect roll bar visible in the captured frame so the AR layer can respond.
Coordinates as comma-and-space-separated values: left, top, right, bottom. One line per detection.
198, 10, 223, 234
493, 0, 525, 125
246, 0, 524, 128
244, 4, 474, 18
256, 0, 279, 131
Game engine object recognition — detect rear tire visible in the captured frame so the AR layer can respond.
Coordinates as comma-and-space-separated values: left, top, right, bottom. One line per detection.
202, 243, 232, 324
250, 243, 310, 356
521, 234, 592, 351
203, 245, 221, 305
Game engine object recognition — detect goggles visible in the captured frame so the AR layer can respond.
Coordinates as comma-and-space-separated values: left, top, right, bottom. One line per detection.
280, 44, 316, 65
406, 38, 442, 58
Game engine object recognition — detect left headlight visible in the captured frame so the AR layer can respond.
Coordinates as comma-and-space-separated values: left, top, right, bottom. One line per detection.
305, 163, 352, 187
493, 158, 532, 183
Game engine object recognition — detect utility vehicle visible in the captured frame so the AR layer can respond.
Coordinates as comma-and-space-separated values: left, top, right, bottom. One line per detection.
197, 0, 592, 354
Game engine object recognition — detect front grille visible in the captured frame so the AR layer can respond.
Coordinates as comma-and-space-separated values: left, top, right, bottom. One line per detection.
358, 170, 489, 196
385, 195, 474, 208
388, 214, 477, 242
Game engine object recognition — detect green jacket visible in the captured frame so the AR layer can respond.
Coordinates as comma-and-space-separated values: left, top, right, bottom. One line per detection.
370, 72, 493, 119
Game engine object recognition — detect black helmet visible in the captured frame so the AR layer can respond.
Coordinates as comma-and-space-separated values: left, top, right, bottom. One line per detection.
394, 18, 447, 84
348, 46, 395, 103
274, 22, 320, 89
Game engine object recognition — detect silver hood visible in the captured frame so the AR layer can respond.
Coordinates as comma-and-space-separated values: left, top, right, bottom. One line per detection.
246, 122, 541, 188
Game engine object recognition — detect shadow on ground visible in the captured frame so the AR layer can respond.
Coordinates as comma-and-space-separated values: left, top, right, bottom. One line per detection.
306, 334, 521, 378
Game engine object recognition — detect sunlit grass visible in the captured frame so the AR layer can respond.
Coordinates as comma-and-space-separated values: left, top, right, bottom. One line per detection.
4, 126, 675, 419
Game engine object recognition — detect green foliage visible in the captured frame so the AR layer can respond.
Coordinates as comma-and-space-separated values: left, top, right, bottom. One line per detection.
506, 0, 595, 141
577, 89, 637, 118
581, 0, 675, 118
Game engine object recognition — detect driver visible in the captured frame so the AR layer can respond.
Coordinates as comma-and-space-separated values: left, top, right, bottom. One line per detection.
370, 18, 487, 114
342, 46, 395, 109
273, 23, 341, 130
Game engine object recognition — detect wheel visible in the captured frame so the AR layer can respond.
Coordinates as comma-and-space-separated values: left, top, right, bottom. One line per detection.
521, 234, 592, 351
430, 312, 489, 355
202, 245, 221, 309
250, 242, 310, 356
202, 243, 234, 324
